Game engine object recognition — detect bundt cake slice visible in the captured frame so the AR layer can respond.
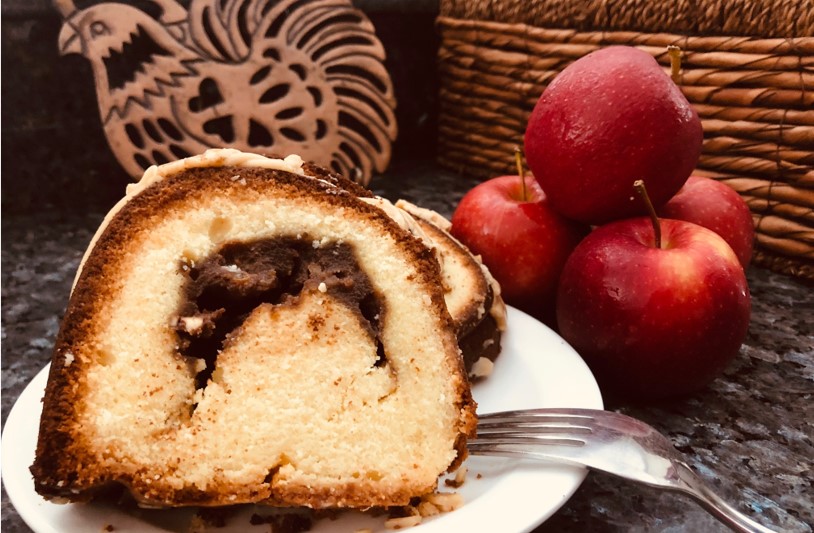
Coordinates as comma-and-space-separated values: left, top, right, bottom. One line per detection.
395, 201, 506, 378
31, 149, 477, 509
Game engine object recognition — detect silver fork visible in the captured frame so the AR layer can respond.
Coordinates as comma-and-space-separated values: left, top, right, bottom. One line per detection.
470, 408, 776, 533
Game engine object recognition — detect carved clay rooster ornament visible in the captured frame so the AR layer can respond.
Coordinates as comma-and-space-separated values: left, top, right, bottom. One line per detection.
54, 0, 397, 184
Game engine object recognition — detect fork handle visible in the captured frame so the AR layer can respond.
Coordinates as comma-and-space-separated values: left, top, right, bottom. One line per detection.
673, 462, 776, 533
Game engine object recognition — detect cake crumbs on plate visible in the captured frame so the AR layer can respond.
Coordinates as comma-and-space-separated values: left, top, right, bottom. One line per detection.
188, 515, 206, 533
416, 500, 440, 517
423, 492, 464, 512
469, 357, 494, 379
385, 512, 422, 530
384, 490, 464, 529
444, 466, 467, 488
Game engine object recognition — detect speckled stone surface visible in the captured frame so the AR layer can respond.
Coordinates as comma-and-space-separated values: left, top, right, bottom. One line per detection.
2, 163, 812, 532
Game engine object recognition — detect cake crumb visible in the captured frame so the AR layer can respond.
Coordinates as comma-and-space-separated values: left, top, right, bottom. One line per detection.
193, 388, 205, 404
188, 515, 206, 533
312, 236, 330, 248
385, 513, 422, 529
469, 357, 494, 378
175, 316, 205, 335
476, 473, 483, 479
424, 492, 464, 512
417, 500, 440, 517
384, 489, 465, 529
102, 526, 115, 532
444, 466, 467, 488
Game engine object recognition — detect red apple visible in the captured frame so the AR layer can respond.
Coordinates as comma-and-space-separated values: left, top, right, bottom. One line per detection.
556, 217, 751, 399
451, 175, 589, 328
659, 176, 754, 268
524, 46, 703, 225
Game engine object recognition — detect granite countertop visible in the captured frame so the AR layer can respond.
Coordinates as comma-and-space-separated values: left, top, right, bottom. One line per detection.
2, 162, 812, 532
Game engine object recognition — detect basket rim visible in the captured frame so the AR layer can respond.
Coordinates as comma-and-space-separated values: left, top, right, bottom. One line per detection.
439, 0, 814, 39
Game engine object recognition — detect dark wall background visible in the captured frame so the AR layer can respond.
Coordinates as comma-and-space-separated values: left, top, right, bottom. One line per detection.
1, 0, 441, 215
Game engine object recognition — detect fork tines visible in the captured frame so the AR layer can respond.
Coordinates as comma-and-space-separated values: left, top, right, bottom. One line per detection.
472, 410, 594, 448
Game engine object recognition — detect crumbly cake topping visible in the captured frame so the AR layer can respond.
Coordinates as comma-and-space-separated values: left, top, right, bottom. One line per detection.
361, 197, 443, 269
395, 200, 452, 232
135, 150, 307, 197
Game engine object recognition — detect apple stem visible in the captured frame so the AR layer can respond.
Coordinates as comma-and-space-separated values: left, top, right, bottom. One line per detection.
667, 45, 682, 84
514, 146, 528, 202
634, 180, 663, 249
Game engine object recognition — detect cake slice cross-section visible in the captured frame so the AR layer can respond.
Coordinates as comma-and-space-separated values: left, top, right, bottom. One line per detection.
31, 149, 477, 509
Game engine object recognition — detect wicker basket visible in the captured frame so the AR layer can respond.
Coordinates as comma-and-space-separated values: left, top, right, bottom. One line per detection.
437, 0, 814, 280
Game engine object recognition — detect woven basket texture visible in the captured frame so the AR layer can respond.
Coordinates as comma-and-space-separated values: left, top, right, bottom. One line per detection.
437, 0, 814, 280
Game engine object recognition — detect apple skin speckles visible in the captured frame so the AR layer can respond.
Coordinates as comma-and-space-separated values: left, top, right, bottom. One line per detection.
660, 176, 755, 268
524, 46, 702, 226
451, 175, 589, 328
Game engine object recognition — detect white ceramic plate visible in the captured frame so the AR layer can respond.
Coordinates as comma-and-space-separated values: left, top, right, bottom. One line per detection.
2, 306, 602, 533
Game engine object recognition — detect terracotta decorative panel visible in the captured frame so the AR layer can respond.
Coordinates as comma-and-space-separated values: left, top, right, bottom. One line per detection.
53, 0, 397, 184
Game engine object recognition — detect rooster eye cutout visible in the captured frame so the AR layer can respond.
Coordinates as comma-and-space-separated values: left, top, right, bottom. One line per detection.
55, 0, 398, 185
90, 21, 111, 38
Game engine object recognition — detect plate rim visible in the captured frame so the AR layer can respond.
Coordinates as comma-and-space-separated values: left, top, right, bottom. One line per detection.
2, 305, 603, 533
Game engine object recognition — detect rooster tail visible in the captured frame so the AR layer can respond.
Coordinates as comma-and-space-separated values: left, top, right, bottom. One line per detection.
151, 0, 188, 25
263, 0, 397, 178
185, 0, 243, 61
185, 0, 350, 62
183, 0, 396, 182
186, 0, 275, 62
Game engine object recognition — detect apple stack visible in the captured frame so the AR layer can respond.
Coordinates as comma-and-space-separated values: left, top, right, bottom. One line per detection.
451, 46, 754, 400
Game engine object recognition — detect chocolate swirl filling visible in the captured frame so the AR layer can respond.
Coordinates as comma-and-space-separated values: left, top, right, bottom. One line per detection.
175, 236, 385, 389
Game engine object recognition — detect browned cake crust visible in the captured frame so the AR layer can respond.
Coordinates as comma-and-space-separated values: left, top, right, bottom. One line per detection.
31, 162, 476, 508
300, 161, 375, 198
403, 211, 504, 375
412, 218, 491, 338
